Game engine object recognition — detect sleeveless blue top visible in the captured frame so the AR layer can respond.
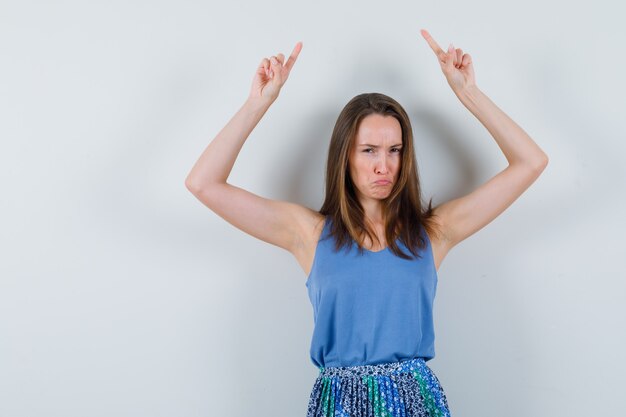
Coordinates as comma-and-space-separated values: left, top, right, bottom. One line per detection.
305, 216, 439, 368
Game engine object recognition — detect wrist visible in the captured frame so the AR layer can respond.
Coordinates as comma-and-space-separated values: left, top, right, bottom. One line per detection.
455, 84, 481, 102
246, 95, 275, 110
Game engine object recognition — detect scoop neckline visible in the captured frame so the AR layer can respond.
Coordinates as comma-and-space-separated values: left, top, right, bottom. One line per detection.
362, 244, 389, 254
359, 238, 393, 254
356, 225, 393, 253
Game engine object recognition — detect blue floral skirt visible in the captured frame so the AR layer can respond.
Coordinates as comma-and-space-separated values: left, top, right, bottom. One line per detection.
306, 357, 451, 417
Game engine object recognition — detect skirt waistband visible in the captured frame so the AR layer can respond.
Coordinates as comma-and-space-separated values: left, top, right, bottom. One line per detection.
309, 357, 451, 417
318, 357, 427, 378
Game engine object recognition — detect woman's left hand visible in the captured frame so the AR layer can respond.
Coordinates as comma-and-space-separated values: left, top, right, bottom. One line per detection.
420, 29, 476, 93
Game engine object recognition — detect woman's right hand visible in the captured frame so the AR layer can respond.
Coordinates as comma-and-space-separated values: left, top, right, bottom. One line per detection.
249, 41, 303, 103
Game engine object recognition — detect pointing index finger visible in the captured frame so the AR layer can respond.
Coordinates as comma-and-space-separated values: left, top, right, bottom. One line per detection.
420, 29, 444, 57
284, 41, 303, 72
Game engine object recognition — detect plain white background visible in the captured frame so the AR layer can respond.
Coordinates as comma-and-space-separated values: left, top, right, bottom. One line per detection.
1, 1, 625, 416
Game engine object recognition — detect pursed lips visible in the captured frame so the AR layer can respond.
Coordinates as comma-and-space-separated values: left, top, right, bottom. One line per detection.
374, 180, 391, 185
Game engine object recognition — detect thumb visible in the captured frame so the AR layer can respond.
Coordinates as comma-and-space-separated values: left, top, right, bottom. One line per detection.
270, 56, 281, 80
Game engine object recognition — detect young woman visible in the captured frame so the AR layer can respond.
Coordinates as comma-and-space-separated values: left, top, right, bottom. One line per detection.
185, 29, 548, 417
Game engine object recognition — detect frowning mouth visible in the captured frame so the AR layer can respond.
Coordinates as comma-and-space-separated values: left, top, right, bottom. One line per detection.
374, 180, 391, 185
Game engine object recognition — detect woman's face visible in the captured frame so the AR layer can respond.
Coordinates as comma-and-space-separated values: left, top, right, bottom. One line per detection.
348, 113, 403, 205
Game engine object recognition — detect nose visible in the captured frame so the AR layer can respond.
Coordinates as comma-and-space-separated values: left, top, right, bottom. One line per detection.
375, 154, 390, 174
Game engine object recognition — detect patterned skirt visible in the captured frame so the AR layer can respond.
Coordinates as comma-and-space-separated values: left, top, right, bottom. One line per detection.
306, 357, 451, 417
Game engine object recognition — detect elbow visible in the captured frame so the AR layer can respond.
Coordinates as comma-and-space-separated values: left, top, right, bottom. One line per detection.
529, 153, 549, 175
532, 154, 548, 179
185, 177, 226, 195
185, 177, 201, 194
536, 152, 549, 171
515, 153, 548, 175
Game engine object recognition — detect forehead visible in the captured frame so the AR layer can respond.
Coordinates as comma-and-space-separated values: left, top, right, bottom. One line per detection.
355, 114, 402, 143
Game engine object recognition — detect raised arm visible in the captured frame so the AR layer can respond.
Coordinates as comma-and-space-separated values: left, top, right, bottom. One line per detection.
420, 29, 549, 254
185, 42, 316, 253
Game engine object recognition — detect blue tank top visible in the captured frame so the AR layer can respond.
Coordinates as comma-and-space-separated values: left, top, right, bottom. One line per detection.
305, 216, 438, 368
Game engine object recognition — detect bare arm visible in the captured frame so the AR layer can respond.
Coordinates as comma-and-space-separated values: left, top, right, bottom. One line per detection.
420, 29, 548, 253
185, 97, 272, 188
440, 84, 548, 247
185, 42, 314, 253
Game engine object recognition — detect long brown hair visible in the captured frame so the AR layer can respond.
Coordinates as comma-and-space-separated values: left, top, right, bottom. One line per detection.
318, 92, 440, 260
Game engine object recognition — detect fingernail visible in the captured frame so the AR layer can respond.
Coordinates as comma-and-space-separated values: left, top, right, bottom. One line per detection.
448, 43, 453, 51
271, 56, 278, 64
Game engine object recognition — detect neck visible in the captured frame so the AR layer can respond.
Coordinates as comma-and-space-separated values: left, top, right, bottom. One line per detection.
360, 201, 384, 225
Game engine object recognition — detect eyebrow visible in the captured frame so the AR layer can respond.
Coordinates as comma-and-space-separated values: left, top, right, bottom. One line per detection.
358, 143, 403, 148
